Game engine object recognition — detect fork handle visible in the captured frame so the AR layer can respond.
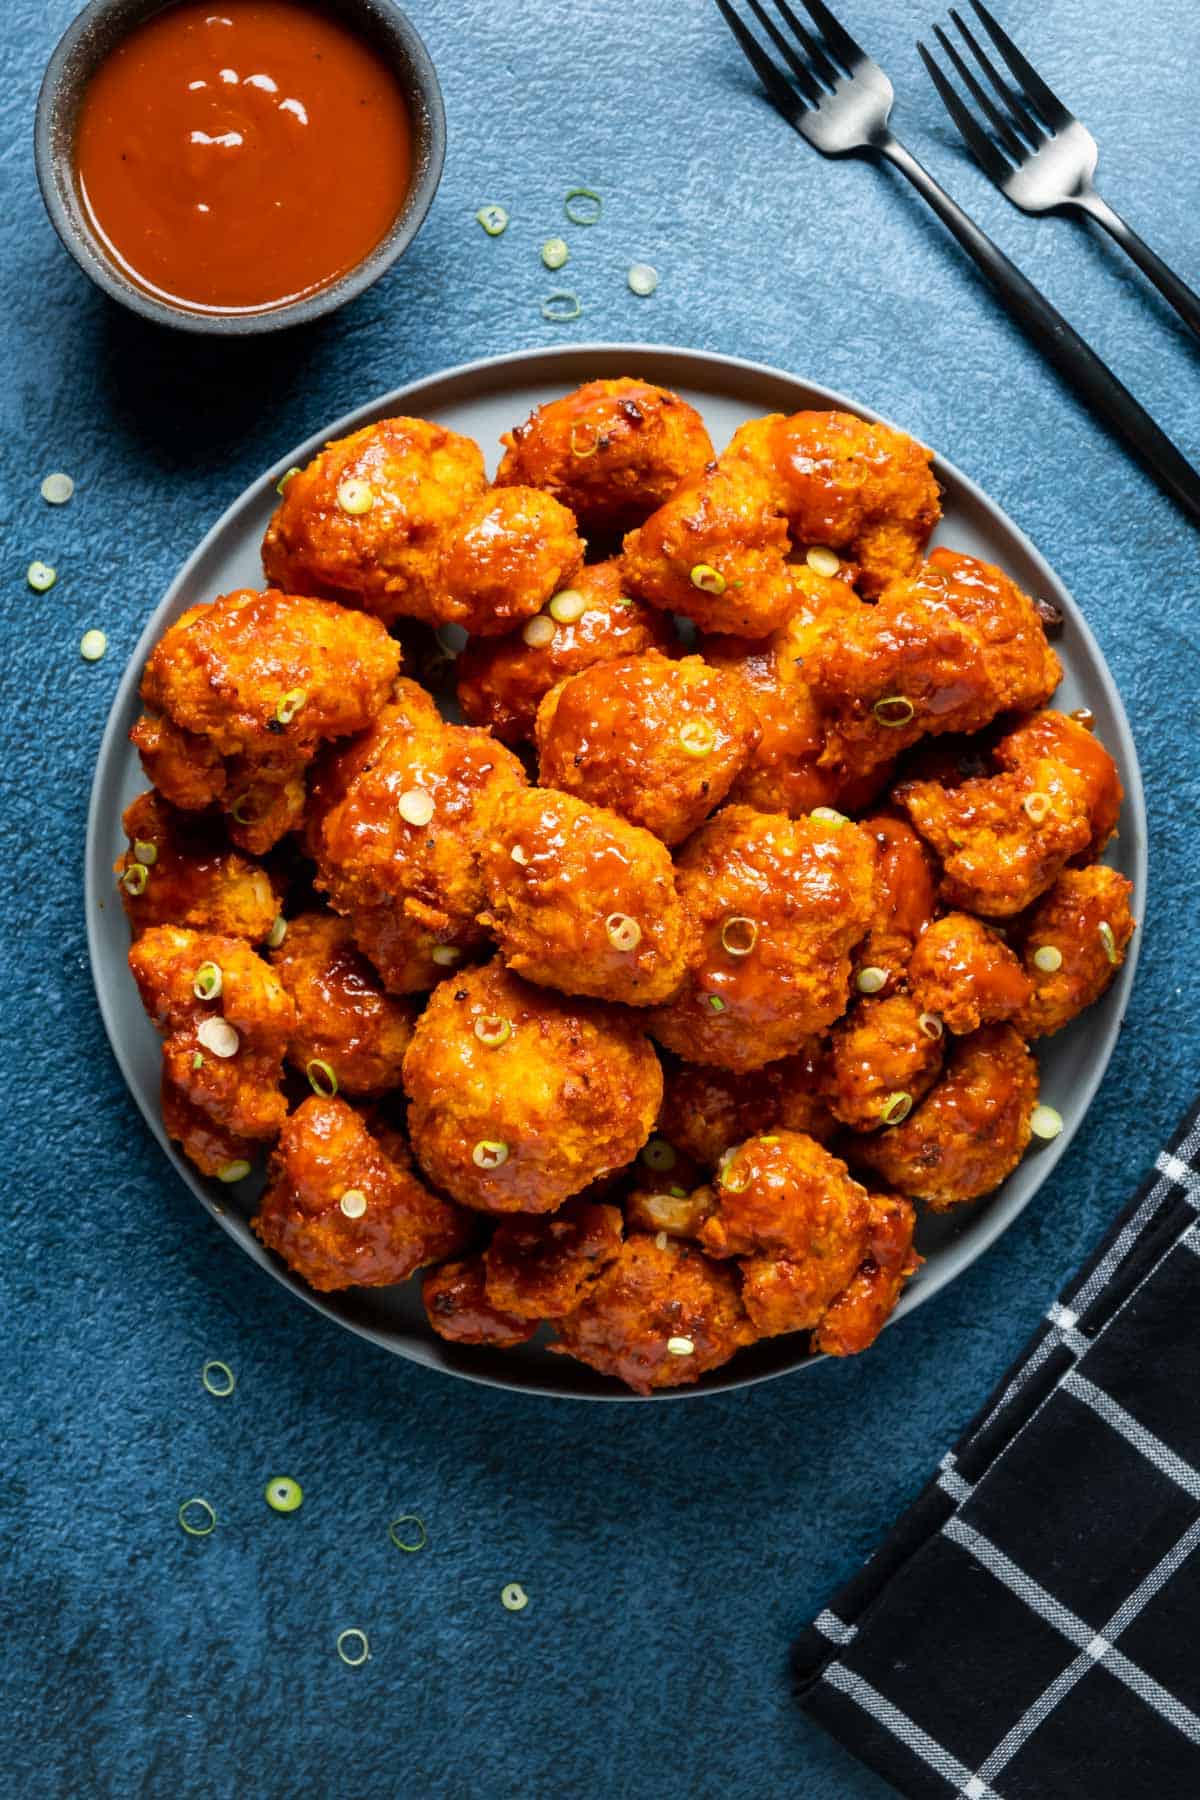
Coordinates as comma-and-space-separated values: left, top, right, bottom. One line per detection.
879, 136, 1200, 529
1074, 189, 1200, 342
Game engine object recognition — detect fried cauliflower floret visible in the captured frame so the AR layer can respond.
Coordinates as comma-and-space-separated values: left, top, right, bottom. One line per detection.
253, 1096, 469, 1292
648, 807, 876, 1071
128, 925, 296, 1176
623, 1183, 717, 1240
722, 409, 940, 595
549, 1233, 755, 1394
306, 680, 527, 988
812, 1192, 922, 1357
261, 416, 487, 624
477, 787, 689, 1006
456, 558, 675, 745
700, 1130, 917, 1347
900, 711, 1122, 917
134, 587, 401, 853
423, 1257, 538, 1347
129, 714, 227, 810
658, 1048, 836, 1168
847, 1024, 1038, 1210
495, 378, 715, 535
484, 1197, 624, 1319
402, 962, 663, 1214
429, 486, 584, 636
1015, 866, 1135, 1039
621, 462, 794, 635
115, 791, 281, 942
700, 566, 893, 816
908, 912, 1032, 1036
535, 652, 759, 846
821, 994, 945, 1131
268, 912, 416, 1096
853, 812, 938, 994
801, 549, 1061, 780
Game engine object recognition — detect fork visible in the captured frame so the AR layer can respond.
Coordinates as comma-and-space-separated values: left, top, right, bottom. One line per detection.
921, 2, 1200, 342
714, 0, 1200, 528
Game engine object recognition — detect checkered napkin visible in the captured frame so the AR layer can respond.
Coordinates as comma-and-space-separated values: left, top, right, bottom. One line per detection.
793, 1098, 1200, 1799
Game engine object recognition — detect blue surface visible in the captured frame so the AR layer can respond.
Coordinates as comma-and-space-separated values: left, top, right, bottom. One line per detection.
3, 1, 1199, 1795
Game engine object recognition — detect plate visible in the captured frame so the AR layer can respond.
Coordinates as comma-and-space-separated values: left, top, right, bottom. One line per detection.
86, 343, 1146, 1400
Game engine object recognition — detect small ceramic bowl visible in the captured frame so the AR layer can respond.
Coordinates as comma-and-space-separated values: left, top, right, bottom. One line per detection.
34, 0, 446, 335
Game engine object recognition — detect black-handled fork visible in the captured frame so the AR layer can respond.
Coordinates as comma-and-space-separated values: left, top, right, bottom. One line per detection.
714, 0, 1200, 529
921, 2, 1200, 343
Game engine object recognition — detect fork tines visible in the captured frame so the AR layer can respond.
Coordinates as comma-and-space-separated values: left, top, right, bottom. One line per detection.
714, 0, 865, 117
918, 0, 1071, 174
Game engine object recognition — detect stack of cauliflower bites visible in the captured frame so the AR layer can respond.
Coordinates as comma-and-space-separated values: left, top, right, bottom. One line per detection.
121, 379, 1135, 1394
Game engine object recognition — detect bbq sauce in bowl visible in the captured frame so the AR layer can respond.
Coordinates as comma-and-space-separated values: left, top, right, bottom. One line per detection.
74, 0, 414, 316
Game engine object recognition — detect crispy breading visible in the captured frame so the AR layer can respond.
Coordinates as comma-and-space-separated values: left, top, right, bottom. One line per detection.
269, 912, 416, 1096
1015, 865, 1135, 1038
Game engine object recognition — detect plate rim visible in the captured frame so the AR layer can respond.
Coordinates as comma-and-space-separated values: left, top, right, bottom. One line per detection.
86, 340, 1147, 1402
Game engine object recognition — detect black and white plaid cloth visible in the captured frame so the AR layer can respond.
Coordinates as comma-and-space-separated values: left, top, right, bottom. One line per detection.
794, 1097, 1200, 1799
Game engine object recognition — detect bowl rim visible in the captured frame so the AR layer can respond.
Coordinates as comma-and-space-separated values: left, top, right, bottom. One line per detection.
33, 0, 446, 336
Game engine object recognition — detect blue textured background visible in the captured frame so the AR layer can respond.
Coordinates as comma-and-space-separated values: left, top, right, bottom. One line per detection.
3, 1, 1199, 1794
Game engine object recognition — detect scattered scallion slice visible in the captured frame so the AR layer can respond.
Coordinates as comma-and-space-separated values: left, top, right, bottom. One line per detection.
27, 561, 56, 592
805, 545, 840, 577
706, 993, 727, 1013
197, 1017, 239, 1059
80, 629, 107, 662
193, 961, 223, 1001
398, 788, 434, 827
192, 1052, 204, 1072
265, 1476, 303, 1513
679, 717, 716, 758
569, 425, 599, 458
880, 1091, 913, 1126
1030, 1103, 1063, 1141
121, 862, 148, 897
627, 263, 658, 296
1023, 792, 1051, 825
340, 1189, 367, 1219
918, 1012, 943, 1041
605, 912, 642, 953
720, 1156, 749, 1192
856, 966, 887, 995
306, 1058, 338, 1098
476, 204, 509, 236
217, 1160, 252, 1183
1098, 921, 1118, 964
275, 687, 306, 726
522, 614, 557, 648
388, 1514, 428, 1553
472, 1139, 509, 1170
1033, 944, 1063, 973
501, 1582, 529, 1612
178, 1497, 217, 1536
542, 290, 582, 323
872, 695, 915, 728
267, 916, 287, 949
201, 1360, 236, 1398
563, 187, 602, 226
230, 793, 258, 825
473, 1016, 512, 1048
689, 562, 726, 596
666, 1336, 694, 1356
641, 1137, 676, 1173
720, 915, 758, 957
275, 467, 301, 496
133, 839, 158, 866
542, 237, 569, 270
810, 806, 846, 826
41, 472, 74, 505
431, 945, 461, 966
336, 477, 374, 515
510, 845, 529, 866
548, 588, 586, 624
336, 1628, 371, 1666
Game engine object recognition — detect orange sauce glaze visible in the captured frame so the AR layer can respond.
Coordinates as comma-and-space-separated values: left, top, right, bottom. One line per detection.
75, 1, 413, 314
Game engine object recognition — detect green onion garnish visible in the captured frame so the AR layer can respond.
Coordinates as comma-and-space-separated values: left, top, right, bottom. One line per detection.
133, 839, 158, 866
472, 1139, 509, 1170
720, 1155, 750, 1192
216, 1159, 252, 1183
706, 993, 727, 1013
1033, 944, 1063, 973
265, 1476, 303, 1514
501, 1582, 529, 1611
918, 1012, 943, 1041
880, 1091, 913, 1126
548, 588, 586, 624
198, 1017, 239, 1059
275, 466, 301, 496
522, 614, 557, 647
806, 545, 840, 576
201, 1360, 236, 1398
476, 205, 509, 236
230, 793, 257, 825
627, 263, 658, 296
306, 1058, 338, 1098
542, 237, 569, 270
275, 687, 307, 726
398, 788, 434, 827
641, 1137, 676, 1173
810, 807, 847, 826
473, 1016, 512, 1048
178, 1497, 217, 1537
1030, 1103, 1063, 1141
80, 629, 107, 662
1023, 792, 1051, 824
193, 961, 223, 1001
856, 966, 887, 995
388, 1514, 428, 1553
720, 916, 758, 957
336, 477, 374, 516
431, 945, 461, 966
872, 695, 915, 728
666, 1335, 694, 1356
1099, 921, 1118, 964
564, 187, 602, 226
267, 916, 287, 949
340, 1189, 367, 1219
41, 472, 74, 505
679, 718, 716, 758
192, 1052, 204, 1071
26, 561, 56, 592
605, 913, 642, 953
542, 290, 582, 323
121, 862, 148, 897
336, 1628, 371, 1666
689, 563, 726, 596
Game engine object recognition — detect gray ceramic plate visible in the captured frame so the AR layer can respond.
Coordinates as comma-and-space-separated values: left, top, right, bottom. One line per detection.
86, 343, 1146, 1400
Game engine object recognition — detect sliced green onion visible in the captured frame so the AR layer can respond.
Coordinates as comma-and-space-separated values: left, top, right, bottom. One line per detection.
721, 915, 758, 957
336, 477, 374, 516
306, 1058, 338, 1098
431, 944, 461, 966
178, 1497, 216, 1537
627, 262, 658, 296
133, 839, 158, 866
605, 912, 642, 953
388, 1514, 428, 1553
1023, 792, 1051, 825
216, 1159, 252, 1183
666, 1335, 694, 1356
1098, 921, 1118, 964
267, 915, 287, 949
563, 187, 602, 226
569, 425, 599, 458
336, 1628, 371, 1666
340, 1188, 367, 1219
398, 788, 434, 827
542, 290, 582, 323
679, 718, 716, 758
1030, 1103, 1063, 1140
41, 471, 74, 505
121, 862, 149, 896
476, 204, 509, 236
201, 1360, 236, 1398
193, 961, 223, 1001
275, 687, 307, 726
548, 588, 586, 624
641, 1137, 676, 1173
918, 1012, 944, 1041
669, 1185, 687, 1199
265, 1476, 303, 1513
510, 846, 529, 866
275, 466, 301, 496
230, 792, 258, 825
856, 966, 888, 995
541, 237, 569, 270
198, 1017, 239, 1059
473, 1016, 512, 1048
706, 993, 727, 1013
1033, 944, 1063, 974
689, 563, 726, 596
192, 1052, 204, 1072
80, 629, 107, 662
806, 545, 840, 577
500, 1582, 529, 1611
810, 806, 846, 826
472, 1139, 509, 1170
522, 614, 557, 648
872, 695, 915, 728
880, 1091, 913, 1126
720, 1156, 749, 1192
26, 561, 56, 592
